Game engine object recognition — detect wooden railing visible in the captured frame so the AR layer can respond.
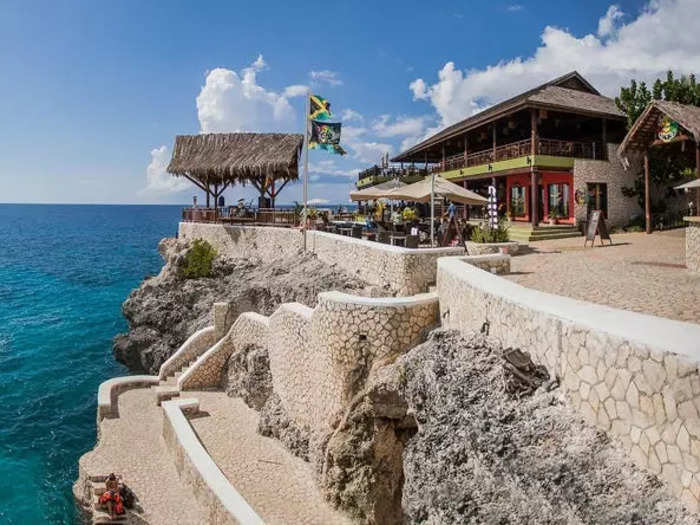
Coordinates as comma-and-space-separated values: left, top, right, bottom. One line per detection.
358, 166, 428, 183
182, 207, 297, 226
431, 137, 603, 173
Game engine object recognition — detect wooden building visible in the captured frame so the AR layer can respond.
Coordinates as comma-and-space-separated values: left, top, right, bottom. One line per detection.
361, 72, 642, 233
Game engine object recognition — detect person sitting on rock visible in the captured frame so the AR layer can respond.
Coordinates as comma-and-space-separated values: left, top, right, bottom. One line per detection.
99, 473, 125, 518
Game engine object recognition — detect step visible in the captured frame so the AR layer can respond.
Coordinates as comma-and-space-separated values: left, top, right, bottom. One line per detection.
153, 385, 181, 406
93, 508, 128, 524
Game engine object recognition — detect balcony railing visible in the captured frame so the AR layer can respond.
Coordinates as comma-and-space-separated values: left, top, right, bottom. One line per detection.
182, 207, 298, 226
358, 166, 427, 183
431, 138, 603, 174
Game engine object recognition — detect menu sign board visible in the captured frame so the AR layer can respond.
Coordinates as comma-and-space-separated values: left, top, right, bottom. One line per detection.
584, 210, 612, 247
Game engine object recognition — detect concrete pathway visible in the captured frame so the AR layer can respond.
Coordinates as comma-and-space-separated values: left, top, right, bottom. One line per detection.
77, 388, 208, 524
190, 391, 353, 525
506, 229, 700, 323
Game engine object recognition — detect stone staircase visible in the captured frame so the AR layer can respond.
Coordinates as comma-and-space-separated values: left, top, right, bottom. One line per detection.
152, 361, 194, 406
508, 223, 582, 242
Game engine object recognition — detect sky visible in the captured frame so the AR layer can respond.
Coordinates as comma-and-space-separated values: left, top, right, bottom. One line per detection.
1, 0, 700, 205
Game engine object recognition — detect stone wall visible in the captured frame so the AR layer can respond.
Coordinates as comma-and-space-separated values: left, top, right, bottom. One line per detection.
437, 256, 700, 511
181, 291, 439, 436
158, 326, 216, 380
177, 222, 463, 296
161, 398, 263, 524
305, 231, 463, 295
573, 143, 642, 228
686, 219, 700, 272
179, 312, 270, 390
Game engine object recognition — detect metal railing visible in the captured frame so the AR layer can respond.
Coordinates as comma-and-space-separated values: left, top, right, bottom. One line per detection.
431, 137, 603, 173
182, 207, 298, 226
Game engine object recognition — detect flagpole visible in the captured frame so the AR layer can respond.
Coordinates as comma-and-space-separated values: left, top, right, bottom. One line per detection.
303, 89, 310, 250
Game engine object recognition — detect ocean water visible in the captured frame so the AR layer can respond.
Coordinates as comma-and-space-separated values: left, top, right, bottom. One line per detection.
0, 204, 182, 524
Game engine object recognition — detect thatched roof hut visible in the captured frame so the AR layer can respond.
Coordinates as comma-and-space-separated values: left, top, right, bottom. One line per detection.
618, 101, 700, 155
167, 132, 304, 206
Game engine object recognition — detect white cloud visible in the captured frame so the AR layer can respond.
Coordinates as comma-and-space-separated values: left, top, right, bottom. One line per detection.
372, 114, 429, 138
283, 84, 309, 97
309, 159, 357, 178
342, 108, 364, 122
141, 146, 190, 194
598, 5, 624, 37
409, 0, 700, 129
310, 70, 343, 86
506, 4, 524, 12
338, 126, 393, 164
196, 55, 306, 133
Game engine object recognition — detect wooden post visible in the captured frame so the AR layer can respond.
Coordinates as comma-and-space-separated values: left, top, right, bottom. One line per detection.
441, 144, 446, 172
601, 118, 607, 160
531, 169, 538, 228
206, 175, 211, 208
492, 124, 497, 161
530, 109, 538, 156
644, 150, 651, 234
464, 133, 468, 168
696, 143, 700, 216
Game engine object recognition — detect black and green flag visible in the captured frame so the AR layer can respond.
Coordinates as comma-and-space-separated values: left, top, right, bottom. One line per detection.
309, 120, 346, 155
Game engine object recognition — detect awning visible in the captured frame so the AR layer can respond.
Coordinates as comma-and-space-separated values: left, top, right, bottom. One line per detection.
349, 179, 406, 201
386, 175, 487, 205
675, 178, 700, 190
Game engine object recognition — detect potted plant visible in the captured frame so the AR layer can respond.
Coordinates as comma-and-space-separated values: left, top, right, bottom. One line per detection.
548, 210, 559, 225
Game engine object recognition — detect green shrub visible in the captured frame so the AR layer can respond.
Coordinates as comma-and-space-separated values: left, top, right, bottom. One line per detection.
182, 239, 217, 279
470, 220, 510, 243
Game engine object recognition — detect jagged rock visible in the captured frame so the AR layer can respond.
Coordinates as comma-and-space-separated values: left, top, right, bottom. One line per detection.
398, 330, 695, 524
113, 237, 374, 374
258, 393, 311, 461
222, 344, 272, 410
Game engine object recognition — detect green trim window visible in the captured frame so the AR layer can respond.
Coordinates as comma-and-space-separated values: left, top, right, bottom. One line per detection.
510, 185, 526, 217
548, 183, 570, 217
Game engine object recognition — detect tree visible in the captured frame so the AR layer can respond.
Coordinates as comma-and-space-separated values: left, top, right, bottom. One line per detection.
615, 71, 698, 212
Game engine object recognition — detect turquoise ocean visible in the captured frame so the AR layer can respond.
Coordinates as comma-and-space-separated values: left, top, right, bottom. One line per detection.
0, 204, 182, 524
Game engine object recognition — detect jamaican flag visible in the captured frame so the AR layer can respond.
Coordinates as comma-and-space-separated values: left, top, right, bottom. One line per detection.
310, 94, 332, 121
309, 120, 346, 155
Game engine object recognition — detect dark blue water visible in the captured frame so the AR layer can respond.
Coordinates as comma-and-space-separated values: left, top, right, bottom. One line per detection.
0, 204, 182, 524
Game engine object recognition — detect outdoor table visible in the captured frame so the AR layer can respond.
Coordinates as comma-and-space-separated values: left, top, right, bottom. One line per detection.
339, 227, 353, 236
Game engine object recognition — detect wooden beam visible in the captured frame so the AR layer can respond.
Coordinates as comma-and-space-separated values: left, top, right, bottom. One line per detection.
650, 134, 692, 147
492, 124, 497, 161
530, 109, 538, 156
183, 173, 208, 193
644, 150, 651, 234
531, 169, 538, 228
464, 133, 468, 167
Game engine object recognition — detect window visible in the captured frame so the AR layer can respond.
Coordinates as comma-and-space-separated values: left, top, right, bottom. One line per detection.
510, 186, 526, 217
548, 183, 570, 218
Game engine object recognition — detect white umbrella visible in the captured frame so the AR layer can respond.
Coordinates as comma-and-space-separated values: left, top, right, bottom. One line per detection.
675, 178, 700, 190
349, 179, 406, 201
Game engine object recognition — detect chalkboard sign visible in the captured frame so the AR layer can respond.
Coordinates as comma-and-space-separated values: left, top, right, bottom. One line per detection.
584, 210, 612, 246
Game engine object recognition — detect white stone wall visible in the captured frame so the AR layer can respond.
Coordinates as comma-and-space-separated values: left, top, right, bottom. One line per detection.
158, 326, 216, 380
179, 313, 270, 390
573, 143, 642, 228
437, 256, 700, 511
177, 222, 463, 296
687, 220, 700, 272
181, 291, 439, 436
178, 222, 304, 261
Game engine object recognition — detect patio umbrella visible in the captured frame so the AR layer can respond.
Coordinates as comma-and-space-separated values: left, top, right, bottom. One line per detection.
675, 178, 700, 190
349, 179, 406, 201
387, 175, 488, 246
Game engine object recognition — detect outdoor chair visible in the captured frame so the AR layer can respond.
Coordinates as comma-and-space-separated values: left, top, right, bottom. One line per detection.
377, 231, 390, 244
405, 235, 419, 249
351, 225, 363, 238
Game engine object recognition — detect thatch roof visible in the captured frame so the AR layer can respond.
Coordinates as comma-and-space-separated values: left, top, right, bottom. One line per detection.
392, 71, 624, 163
618, 101, 700, 156
167, 133, 304, 183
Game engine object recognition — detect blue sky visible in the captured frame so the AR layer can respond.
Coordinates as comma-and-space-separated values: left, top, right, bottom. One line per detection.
1, 0, 698, 205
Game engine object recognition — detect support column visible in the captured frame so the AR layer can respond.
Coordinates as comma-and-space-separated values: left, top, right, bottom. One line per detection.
441, 144, 446, 172
464, 133, 468, 168
644, 150, 651, 234
531, 169, 539, 228
492, 125, 497, 161
530, 109, 538, 156
602, 118, 608, 160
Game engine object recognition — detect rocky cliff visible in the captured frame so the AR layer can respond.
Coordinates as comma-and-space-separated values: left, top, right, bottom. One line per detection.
113, 238, 375, 374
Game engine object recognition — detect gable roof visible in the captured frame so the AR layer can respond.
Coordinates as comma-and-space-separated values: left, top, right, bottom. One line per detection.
392, 71, 624, 162
618, 100, 700, 156
167, 133, 304, 183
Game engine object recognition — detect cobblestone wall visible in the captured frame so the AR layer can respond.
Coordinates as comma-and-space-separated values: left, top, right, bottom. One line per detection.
437, 256, 700, 511
178, 222, 463, 296
686, 220, 700, 272
179, 313, 270, 390
305, 231, 462, 295
573, 143, 642, 228
158, 326, 216, 380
